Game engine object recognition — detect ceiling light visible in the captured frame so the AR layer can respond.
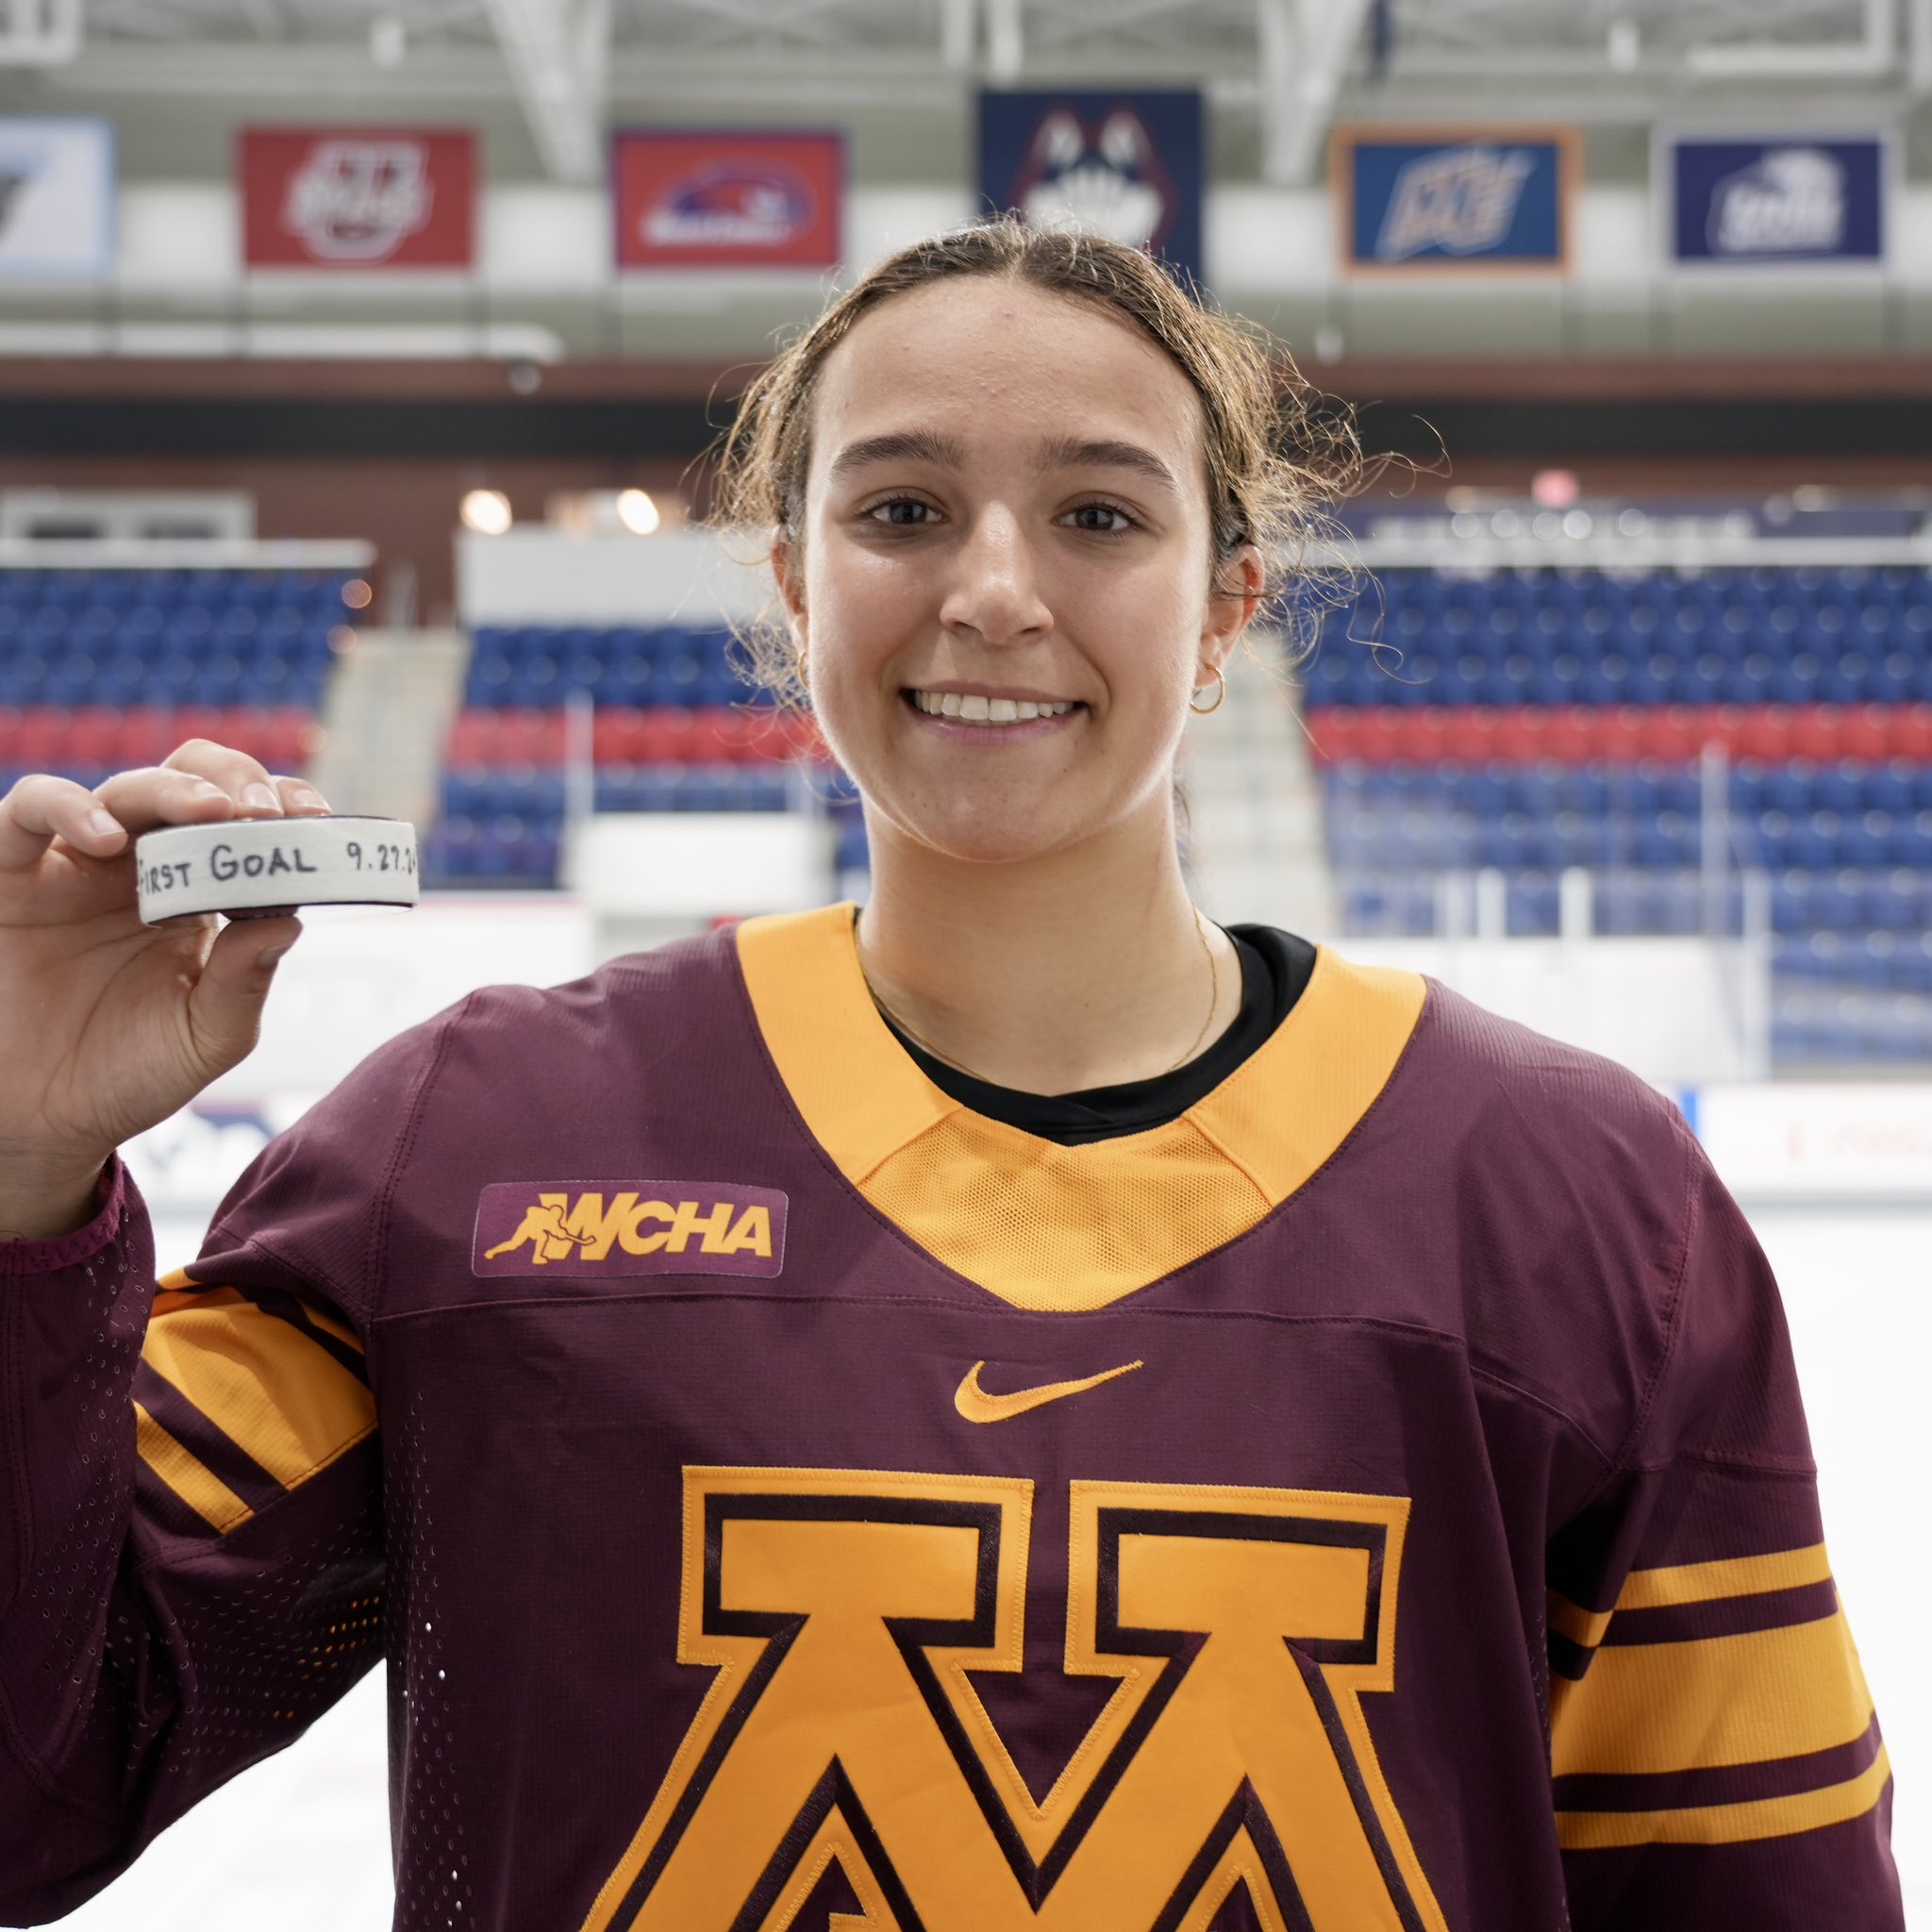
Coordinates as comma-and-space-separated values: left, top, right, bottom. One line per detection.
460, 488, 513, 536
616, 489, 661, 536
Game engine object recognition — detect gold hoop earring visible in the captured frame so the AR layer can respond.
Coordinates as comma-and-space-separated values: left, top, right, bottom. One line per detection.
1190, 664, 1226, 715
794, 649, 810, 694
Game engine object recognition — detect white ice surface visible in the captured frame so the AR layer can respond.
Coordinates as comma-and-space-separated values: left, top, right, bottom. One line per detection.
53, 1207, 1931, 1929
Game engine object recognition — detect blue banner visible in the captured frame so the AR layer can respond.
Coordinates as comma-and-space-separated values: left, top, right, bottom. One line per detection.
1666, 136, 1886, 267
1338, 130, 1573, 271
978, 90, 1202, 286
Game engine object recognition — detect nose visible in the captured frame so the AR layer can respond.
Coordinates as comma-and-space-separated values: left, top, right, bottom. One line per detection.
938, 503, 1054, 648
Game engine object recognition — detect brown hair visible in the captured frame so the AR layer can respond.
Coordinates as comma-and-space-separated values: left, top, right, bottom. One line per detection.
709, 213, 1359, 708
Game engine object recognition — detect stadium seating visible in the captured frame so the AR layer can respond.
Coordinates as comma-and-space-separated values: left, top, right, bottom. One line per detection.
425, 624, 834, 889
0, 566, 352, 796
1307, 561, 1932, 1066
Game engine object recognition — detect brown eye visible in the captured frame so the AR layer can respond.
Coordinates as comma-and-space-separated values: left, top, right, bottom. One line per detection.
1065, 503, 1134, 534
868, 498, 937, 526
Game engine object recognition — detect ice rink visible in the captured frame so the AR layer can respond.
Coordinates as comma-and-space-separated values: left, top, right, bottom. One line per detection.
52, 1202, 1931, 1930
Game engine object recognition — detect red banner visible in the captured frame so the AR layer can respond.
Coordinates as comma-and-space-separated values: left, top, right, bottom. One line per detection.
613, 130, 843, 269
241, 128, 475, 269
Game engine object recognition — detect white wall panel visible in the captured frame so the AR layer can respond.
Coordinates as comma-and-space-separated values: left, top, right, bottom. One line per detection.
117, 180, 234, 290
1207, 185, 1335, 295
482, 183, 611, 291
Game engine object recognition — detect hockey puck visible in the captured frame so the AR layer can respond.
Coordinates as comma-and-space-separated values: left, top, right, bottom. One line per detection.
135, 815, 420, 925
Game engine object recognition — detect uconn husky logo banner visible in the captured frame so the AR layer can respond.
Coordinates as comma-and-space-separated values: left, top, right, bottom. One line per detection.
1664, 135, 1888, 268
1336, 126, 1575, 274
978, 91, 1203, 285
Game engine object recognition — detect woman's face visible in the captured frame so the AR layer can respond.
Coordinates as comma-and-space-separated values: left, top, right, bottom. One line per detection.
781, 276, 1253, 867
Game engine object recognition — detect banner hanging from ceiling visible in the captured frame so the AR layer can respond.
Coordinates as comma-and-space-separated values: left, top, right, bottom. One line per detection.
240, 127, 476, 269
978, 90, 1203, 287
0, 116, 114, 280
1660, 132, 1890, 270
612, 130, 844, 270
1333, 125, 1577, 274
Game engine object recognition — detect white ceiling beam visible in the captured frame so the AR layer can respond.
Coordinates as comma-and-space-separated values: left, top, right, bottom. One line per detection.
1689, 0, 1898, 75
484, 0, 608, 184
941, 0, 974, 70
1910, 0, 1932, 88
986, 0, 1021, 82
0, 0, 83, 65
1260, 0, 1372, 187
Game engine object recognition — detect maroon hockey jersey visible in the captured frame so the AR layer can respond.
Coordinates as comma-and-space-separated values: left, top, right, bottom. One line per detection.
0, 905, 1904, 1928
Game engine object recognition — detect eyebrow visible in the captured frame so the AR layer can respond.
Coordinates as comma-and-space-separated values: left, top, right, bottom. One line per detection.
1035, 435, 1180, 492
827, 430, 968, 479
825, 427, 1180, 494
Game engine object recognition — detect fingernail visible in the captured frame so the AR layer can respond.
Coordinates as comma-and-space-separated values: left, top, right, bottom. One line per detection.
242, 783, 278, 812
292, 786, 331, 813
258, 943, 293, 969
85, 808, 121, 839
191, 777, 226, 797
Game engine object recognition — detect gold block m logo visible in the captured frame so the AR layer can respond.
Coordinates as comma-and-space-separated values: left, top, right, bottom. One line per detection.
582, 1469, 1447, 1932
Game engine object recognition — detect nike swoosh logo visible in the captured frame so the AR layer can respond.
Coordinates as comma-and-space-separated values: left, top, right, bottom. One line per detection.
954, 1358, 1143, 1424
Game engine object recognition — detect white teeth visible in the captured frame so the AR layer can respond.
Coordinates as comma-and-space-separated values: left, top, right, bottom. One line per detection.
909, 690, 1076, 725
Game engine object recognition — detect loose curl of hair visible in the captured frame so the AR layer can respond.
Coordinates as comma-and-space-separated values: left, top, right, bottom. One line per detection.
708, 213, 1362, 711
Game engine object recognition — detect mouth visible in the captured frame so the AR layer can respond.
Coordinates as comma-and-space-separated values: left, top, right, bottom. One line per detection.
906, 689, 1084, 727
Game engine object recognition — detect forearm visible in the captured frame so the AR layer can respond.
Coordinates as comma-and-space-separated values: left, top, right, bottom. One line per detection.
0, 1162, 387, 1916
0, 1155, 112, 1245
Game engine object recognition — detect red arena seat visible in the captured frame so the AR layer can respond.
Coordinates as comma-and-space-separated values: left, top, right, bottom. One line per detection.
591, 709, 651, 764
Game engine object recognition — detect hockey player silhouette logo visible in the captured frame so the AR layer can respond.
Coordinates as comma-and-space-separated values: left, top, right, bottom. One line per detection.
473, 1183, 788, 1279
1010, 107, 1175, 256
483, 1196, 581, 1264
582, 1469, 1445, 1931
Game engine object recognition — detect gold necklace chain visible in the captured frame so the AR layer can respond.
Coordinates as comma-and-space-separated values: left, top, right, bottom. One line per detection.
860, 908, 1223, 1086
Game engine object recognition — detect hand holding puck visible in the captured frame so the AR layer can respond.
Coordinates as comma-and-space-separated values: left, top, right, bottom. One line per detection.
135, 815, 420, 924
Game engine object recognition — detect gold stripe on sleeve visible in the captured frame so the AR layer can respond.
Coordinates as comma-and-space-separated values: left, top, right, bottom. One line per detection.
1551, 1609, 1874, 1778
141, 1299, 375, 1492
1549, 1543, 1836, 1657
133, 1401, 256, 1534
1547, 1593, 1615, 1650
1620, 1543, 1832, 1611
1557, 1745, 1892, 1850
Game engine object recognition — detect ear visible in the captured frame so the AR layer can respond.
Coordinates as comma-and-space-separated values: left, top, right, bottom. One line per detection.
772, 530, 808, 652
1200, 543, 1264, 679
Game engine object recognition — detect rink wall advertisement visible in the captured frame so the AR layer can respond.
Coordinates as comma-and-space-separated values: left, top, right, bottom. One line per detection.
1332, 125, 1577, 275
0, 115, 114, 279
1659, 131, 1891, 270
239, 127, 477, 269
977, 90, 1203, 286
1687, 1083, 1932, 1201
612, 129, 844, 269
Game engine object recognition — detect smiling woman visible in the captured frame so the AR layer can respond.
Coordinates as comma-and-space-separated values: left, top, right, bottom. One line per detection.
0, 216, 1905, 1932
710, 216, 1356, 1096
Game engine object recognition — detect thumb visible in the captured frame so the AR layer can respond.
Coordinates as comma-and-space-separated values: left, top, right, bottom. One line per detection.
186, 916, 303, 1074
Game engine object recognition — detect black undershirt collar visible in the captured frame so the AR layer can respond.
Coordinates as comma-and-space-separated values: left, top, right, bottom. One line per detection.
877, 925, 1316, 1147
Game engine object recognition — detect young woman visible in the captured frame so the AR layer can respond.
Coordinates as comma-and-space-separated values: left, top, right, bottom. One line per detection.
0, 221, 1903, 1932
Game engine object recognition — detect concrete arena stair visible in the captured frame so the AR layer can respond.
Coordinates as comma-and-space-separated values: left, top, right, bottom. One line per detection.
309, 626, 471, 831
